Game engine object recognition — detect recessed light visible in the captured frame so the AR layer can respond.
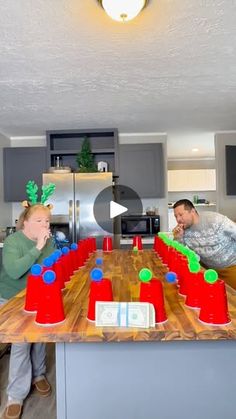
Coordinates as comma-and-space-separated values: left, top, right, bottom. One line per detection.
192, 148, 199, 152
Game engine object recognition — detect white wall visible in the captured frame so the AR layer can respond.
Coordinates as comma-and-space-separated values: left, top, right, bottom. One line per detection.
10, 136, 46, 147
0, 134, 12, 229
10, 136, 46, 222
0, 133, 11, 227
167, 132, 215, 159
119, 133, 168, 231
215, 132, 236, 220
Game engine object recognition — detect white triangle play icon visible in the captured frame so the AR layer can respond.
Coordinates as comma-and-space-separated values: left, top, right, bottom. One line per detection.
110, 201, 128, 219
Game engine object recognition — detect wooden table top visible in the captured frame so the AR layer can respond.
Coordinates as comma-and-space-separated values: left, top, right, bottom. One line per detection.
0, 249, 236, 343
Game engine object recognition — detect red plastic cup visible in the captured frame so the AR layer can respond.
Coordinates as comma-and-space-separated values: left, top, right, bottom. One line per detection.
87, 279, 113, 321
177, 256, 189, 296
103, 236, 113, 252
61, 252, 71, 283
90, 237, 97, 252
35, 270, 65, 326
140, 279, 167, 323
199, 279, 231, 325
185, 271, 204, 309
53, 259, 65, 290
24, 270, 42, 313
86, 237, 96, 254
132, 236, 143, 250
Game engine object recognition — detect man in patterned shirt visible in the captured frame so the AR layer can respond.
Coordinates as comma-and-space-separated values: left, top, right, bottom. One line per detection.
172, 199, 236, 289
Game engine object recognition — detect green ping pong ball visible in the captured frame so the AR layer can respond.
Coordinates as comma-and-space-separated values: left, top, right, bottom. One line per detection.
133, 246, 138, 252
204, 269, 218, 284
188, 261, 201, 273
139, 268, 152, 282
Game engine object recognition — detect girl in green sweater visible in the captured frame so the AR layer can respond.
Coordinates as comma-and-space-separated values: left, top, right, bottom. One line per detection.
0, 204, 55, 419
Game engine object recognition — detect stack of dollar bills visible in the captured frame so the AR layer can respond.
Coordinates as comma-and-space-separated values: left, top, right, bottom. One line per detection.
95, 301, 155, 328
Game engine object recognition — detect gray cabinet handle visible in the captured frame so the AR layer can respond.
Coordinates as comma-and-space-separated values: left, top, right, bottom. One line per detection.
75, 200, 80, 242
69, 200, 74, 242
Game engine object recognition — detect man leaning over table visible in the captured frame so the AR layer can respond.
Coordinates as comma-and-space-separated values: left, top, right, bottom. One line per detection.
172, 199, 236, 289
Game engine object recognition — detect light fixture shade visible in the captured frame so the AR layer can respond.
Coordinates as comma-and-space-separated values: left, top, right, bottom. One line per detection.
99, 0, 148, 22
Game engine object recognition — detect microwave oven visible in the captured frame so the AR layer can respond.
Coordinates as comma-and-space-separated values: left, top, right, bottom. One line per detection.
121, 215, 160, 237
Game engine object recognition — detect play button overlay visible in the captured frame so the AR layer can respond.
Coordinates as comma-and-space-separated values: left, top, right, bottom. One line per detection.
93, 184, 143, 234
110, 201, 127, 218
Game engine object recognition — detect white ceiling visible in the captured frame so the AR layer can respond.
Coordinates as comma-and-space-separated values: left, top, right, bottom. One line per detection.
0, 0, 236, 156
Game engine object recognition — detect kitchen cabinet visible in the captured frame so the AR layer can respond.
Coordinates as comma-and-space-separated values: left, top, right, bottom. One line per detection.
3, 147, 47, 202
46, 128, 119, 175
225, 145, 236, 195
168, 169, 216, 192
119, 143, 164, 198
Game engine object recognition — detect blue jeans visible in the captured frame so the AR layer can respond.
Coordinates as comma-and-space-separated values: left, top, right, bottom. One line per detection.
0, 298, 47, 403
7, 343, 46, 402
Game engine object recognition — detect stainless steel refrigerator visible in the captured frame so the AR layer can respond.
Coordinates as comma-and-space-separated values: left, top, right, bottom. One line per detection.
42, 172, 113, 248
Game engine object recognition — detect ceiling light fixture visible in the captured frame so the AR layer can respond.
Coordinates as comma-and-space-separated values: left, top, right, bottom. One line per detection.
98, 0, 148, 22
192, 148, 199, 152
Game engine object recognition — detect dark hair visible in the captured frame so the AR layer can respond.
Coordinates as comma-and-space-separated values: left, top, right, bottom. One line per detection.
173, 199, 196, 211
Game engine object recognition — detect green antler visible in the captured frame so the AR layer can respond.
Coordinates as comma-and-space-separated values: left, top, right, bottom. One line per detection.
41, 183, 56, 204
26, 180, 38, 204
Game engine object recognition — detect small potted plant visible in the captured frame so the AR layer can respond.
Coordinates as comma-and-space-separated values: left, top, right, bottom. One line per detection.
76, 137, 97, 172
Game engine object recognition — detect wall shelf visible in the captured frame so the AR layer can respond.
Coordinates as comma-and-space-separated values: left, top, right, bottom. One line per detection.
46, 129, 119, 174
49, 148, 115, 155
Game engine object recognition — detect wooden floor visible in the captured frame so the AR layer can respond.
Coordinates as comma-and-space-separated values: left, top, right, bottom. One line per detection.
0, 344, 56, 419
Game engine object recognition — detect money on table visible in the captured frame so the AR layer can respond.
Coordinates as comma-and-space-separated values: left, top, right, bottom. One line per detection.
95, 301, 155, 328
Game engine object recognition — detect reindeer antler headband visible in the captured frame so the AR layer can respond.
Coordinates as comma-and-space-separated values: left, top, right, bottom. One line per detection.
22, 180, 56, 209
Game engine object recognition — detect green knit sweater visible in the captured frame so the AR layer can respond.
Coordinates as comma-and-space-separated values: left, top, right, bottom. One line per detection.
0, 230, 55, 299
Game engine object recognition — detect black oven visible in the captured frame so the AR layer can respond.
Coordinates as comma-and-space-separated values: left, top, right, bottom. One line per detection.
121, 215, 160, 237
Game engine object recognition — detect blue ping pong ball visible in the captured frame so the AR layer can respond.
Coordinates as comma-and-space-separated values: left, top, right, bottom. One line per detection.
31, 264, 42, 276
90, 268, 103, 282
54, 249, 62, 259
96, 258, 103, 265
71, 243, 78, 250
50, 252, 58, 263
43, 270, 56, 284
43, 256, 54, 267
165, 272, 177, 283
62, 246, 69, 255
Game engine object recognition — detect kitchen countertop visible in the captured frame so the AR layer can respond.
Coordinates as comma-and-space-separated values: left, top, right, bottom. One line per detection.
0, 249, 236, 343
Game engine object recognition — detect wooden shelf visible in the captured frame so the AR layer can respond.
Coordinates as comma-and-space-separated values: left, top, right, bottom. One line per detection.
49, 148, 115, 155
46, 129, 119, 175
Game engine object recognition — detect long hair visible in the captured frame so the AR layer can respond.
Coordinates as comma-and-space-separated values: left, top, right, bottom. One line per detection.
16, 204, 51, 231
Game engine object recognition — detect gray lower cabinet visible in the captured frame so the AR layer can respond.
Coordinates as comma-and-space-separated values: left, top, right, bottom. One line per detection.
3, 147, 47, 202
56, 341, 236, 419
119, 143, 164, 198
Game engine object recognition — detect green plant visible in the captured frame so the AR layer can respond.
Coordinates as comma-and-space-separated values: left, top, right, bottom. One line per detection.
76, 137, 97, 172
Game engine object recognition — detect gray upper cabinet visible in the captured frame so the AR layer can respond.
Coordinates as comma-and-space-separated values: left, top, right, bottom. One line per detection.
3, 147, 47, 202
46, 128, 119, 176
119, 143, 164, 198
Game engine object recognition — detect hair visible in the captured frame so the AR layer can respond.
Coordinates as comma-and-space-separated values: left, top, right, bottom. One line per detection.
16, 204, 51, 231
173, 199, 196, 211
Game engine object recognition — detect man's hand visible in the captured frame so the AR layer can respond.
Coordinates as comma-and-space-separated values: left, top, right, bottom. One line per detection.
172, 224, 184, 240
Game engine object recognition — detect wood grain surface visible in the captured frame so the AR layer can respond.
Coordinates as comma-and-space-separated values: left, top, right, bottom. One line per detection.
0, 249, 236, 343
